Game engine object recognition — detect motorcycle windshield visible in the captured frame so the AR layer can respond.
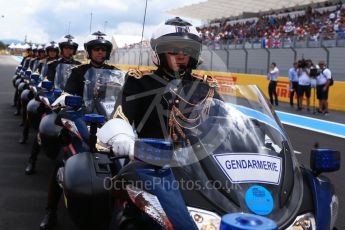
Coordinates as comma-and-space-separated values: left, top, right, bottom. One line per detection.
139, 82, 303, 228
83, 68, 125, 120
54, 63, 74, 90
40, 62, 48, 80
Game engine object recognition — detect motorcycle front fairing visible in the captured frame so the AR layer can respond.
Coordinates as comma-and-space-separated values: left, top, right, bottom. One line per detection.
118, 84, 314, 229
83, 68, 125, 120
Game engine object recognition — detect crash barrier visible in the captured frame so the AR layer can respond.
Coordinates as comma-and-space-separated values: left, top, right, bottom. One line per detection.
114, 64, 345, 112
111, 46, 345, 82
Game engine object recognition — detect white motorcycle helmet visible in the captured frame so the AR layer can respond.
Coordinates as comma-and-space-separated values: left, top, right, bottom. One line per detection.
150, 17, 202, 70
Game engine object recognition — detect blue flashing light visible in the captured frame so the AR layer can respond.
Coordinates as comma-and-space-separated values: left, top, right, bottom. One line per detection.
65, 95, 83, 107
134, 139, 174, 165
41, 81, 53, 90
220, 213, 277, 230
30, 73, 40, 81
311, 149, 340, 173
83, 114, 105, 123
53, 89, 62, 98
25, 69, 32, 77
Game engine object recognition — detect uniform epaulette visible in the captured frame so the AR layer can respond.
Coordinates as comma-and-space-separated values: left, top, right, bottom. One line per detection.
192, 73, 218, 88
71, 63, 87, 70
127, 68, 144, 79
47, 60, 57, 65
39, 58, 47, 64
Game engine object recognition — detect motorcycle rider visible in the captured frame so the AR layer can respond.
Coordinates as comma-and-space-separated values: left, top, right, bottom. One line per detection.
13, 46, 34, 113
37, 41, 60, 78
29, 45, 46, 72
96, 17, 219, 228
97, 16, 218, 153
46, 34, 81, 89
19, 45, 33, 69
24, 36, 80, 175
63, 31, 119, 96
18, 43, 59, 144
38, 31, 117, 230
27, 44, 39, 70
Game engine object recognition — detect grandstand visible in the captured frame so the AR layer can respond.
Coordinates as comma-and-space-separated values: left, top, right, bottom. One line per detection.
112, 0, 345, 82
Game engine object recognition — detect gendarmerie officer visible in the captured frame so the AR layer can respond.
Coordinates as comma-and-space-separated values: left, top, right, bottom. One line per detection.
38, 31, 118, 230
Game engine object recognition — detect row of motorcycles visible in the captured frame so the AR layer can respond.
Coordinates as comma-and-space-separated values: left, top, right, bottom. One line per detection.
10, 56, 341, 229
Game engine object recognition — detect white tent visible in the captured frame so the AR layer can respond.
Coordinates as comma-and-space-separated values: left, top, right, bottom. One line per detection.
14, 43, 24, 49
8, 43, 16, 49
22, 43, 31, 49
111, 35, 144, 49
167, 0, 330, 20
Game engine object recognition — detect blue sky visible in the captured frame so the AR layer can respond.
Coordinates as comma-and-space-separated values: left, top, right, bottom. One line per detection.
0, 0, 204, 45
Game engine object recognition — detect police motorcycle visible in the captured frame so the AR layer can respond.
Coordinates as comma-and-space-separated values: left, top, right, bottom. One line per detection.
20, 79, 64, 175
49, 68, 125, 230
12, 65, 23, 107
14, 68, 33, 116
14, 45, 38, 115
99, 81, 338, 230
38, 59, 79, 160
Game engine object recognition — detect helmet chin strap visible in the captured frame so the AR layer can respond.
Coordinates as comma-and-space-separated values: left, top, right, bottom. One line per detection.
162, 64, 190, 79
90, 58, 105, 67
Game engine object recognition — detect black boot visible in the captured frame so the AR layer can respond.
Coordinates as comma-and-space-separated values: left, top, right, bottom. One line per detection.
39, 210, 57, 230
25, 160, 36, 175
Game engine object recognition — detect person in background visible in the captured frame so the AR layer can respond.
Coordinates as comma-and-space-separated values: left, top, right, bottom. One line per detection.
316, 60, 332, 115
297, 59, 311, 111
267, 62, 279, 106
288, 61, 299, 107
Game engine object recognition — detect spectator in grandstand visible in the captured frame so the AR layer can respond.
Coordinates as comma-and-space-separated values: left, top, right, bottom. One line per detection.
316, 60, 332, 115
297, 59, 311, 111
196, 1, 344, 46
288, 61, 299, 107
267, 62, 279, 106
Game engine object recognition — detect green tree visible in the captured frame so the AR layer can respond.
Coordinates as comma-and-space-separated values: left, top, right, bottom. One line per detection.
0, 41, 7, 50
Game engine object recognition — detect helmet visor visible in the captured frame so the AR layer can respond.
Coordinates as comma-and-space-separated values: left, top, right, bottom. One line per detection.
156, 38, 201, 60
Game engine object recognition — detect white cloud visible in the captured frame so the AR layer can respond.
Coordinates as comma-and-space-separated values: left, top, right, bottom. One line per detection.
0, 0, 204, 44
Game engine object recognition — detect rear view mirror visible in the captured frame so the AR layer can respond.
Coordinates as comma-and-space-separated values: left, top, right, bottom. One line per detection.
310, 149, 340, 175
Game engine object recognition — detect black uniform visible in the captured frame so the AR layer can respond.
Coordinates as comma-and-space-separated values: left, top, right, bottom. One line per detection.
64, 63, 119, 97
46, 58, 81, 82
41, 62, 120, 222
22, 57, 32, 70
29, 57, 38, 71
113, 68, 219, 141
20, 55, 30, 66
36, 57, 58, 76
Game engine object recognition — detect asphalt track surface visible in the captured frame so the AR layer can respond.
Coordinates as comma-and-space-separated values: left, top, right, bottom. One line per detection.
0, 55, 344, 229
0, 55, 77, 230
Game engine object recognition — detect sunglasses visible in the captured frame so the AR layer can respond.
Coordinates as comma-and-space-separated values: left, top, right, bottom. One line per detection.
92, 47, 107, 52
167, 47, 196, 56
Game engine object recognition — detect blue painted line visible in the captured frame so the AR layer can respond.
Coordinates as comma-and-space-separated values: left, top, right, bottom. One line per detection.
276, 111, 345, 139
227, 103, 345, 139
12, 56, 23, 63
227, 104, 286, 137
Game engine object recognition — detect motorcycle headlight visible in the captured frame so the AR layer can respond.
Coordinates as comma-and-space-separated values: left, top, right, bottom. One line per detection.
286, 213, 316, 230
187, 207, 221, 230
